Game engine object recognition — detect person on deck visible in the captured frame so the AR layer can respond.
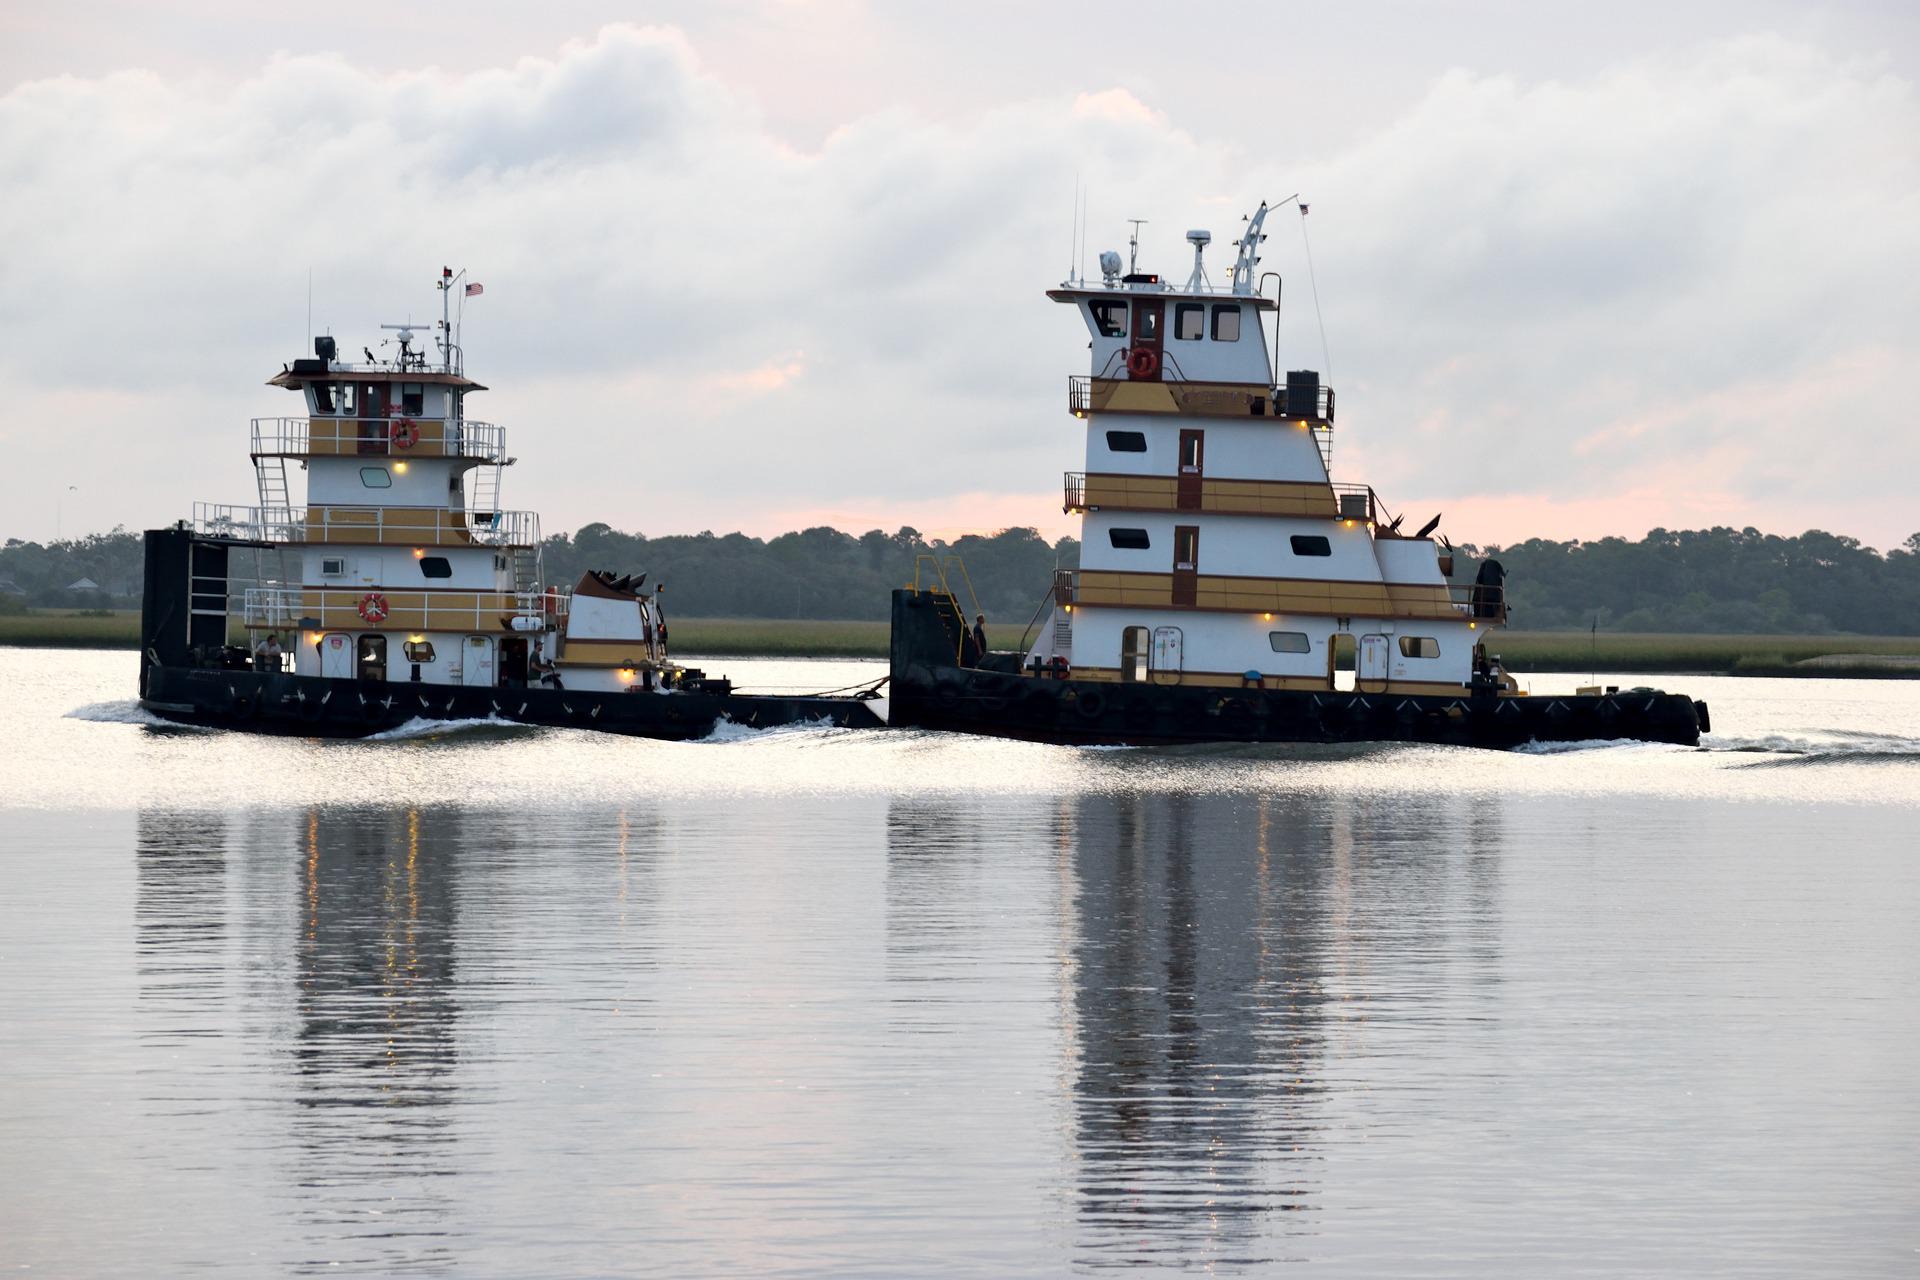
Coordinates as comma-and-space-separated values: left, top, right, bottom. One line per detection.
254, 633, 283, 672
971, 614, 989, 666
529, 651, 562, 690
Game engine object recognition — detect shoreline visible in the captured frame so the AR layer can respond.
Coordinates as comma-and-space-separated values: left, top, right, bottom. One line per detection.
4, 612, 1918, 677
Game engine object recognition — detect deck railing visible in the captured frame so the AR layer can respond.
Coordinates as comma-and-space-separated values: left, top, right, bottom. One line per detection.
1063, 471, 1087, 512
240, 585, 567, 630
250, 416, 508, 462
193, 503, 541, 548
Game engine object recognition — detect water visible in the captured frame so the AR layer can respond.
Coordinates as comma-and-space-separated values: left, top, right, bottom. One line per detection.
3, 649, 1918, 1276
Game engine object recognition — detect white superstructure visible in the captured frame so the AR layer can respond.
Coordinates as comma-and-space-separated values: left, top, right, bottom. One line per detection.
1024, 204, 1507, 694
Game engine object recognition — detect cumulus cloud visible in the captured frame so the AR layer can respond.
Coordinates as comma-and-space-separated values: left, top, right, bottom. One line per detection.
0, 25, 1912, 549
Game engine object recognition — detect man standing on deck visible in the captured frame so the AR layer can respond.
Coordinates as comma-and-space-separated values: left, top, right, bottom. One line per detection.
971, 614, 989, 666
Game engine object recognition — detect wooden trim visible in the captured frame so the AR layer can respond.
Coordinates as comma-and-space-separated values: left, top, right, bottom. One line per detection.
1080, 473, 1339, 518
1075, 569, 1463, 620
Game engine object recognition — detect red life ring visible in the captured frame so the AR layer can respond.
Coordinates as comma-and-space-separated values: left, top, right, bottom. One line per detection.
357, 592, 390, 623
1126, 346, 1160, 378
389, 417, 420, 450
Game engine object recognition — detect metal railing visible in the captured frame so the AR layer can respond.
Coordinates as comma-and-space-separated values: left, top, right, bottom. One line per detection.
1063, 472, 1086, 511
241, 585, 568, 630
1329, 484, 1377, 522
250, 416, 508, 462
1281, 383, 1336, 423
193, 502, 541, 547
1052, 568, 1077, 606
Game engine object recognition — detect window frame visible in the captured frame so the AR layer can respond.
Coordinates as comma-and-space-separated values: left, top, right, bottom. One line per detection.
359, 467, 392, 489
1268, 631, 1311, 654
1108, 528, 1151, 550
1210, 305, 1242, 342
1289, 534, 1332, 557
1090, 300, 1128, 338
1104, 429, 1148, 453
1173, 302, 1205, 341
418, 555, 453, 580
403, 639, 437, 663
1398, 636, 1441, 659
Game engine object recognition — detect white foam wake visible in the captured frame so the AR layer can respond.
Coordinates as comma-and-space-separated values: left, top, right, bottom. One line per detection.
364, 714, 537, 742
65, 699, 209, 730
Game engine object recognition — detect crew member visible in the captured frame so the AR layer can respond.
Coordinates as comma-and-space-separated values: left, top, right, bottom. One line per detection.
971, 614, 989, 665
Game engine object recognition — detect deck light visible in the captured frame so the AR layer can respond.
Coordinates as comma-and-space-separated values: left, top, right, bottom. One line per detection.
413, 547, 425, 558
393, 461, 409, 474
1262, 612, 1273, 621
618, 667, 637, 685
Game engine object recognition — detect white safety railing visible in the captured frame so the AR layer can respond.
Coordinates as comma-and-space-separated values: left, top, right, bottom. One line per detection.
250, 417, 508, 462
192, 503, 541, 547
240, 585, 569, 629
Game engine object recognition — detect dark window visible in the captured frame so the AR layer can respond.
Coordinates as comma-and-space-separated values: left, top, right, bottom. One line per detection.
356, 634, 387, 682
1133, 305, 1160, 342
313, 382, 337, 414
1179, 432, 1203, 469
419, 556, 453, 579
1290, 534, 1332, 557
1211, 305, 1242, 341
1269, 631, 1311, 654
404, 640, 437, 662
1105, 429, 1147, 453
1174, 303, 1204, 340
1090, 301, 1128, 337
1399, 636, 1440, 659
400, 383, 425, 415
1109, 528, 1151, 550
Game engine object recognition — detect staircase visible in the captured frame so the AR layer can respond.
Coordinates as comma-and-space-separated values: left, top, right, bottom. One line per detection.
255, 455, 291, 515
512, 547, 541, 593
467, 462, 502, 526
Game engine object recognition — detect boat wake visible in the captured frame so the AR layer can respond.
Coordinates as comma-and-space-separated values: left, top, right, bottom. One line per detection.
365, 715, 541, 742
1514, 737, 1678, 755
66, 699, 213, 731
697, 715, 846, 744
1703, 729, 1920, 764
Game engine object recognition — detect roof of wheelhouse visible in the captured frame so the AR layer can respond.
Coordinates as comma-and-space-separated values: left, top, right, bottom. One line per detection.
267, 360, 487, 392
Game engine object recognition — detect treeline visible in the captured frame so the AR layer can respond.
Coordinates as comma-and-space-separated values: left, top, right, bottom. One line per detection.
1459, 527, 1920, 633
546, 524, 1078, 622
7, 523, 1920, 636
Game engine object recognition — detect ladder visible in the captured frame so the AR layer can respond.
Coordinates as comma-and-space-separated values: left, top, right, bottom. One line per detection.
511, 548, 540, 593
1314, 424, 1334, 477
255, 455, 291, 515
468, 462, 502, 524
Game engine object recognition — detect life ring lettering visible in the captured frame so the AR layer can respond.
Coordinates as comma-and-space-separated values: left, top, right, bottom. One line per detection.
389, 417, 420, 450
1126, 346, 1160, 378
357, 592, 390, 623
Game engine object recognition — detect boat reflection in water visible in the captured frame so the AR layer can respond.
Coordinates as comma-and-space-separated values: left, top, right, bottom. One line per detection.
1049, 785, 1504, 1269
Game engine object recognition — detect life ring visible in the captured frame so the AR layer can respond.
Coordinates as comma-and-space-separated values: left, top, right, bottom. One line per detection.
357, 592, 390, 623
1126, 346, 1160, 378
389, 418, 420, 450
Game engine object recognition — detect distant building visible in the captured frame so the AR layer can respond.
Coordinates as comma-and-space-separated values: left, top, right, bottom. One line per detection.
66, 577, 101, 592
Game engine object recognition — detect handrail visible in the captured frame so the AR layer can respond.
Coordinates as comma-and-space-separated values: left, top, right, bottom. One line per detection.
1063, 472, 1086, 512
193, 502, 541, 547
250, 416, 508, 462
241, 585, 567, 629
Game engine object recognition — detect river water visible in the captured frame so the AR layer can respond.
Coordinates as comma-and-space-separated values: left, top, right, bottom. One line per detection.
3, 649, 1917, 1276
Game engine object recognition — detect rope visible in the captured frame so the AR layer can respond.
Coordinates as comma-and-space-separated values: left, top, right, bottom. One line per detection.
727, 675, 890, 698
1297, 204, 1333, 383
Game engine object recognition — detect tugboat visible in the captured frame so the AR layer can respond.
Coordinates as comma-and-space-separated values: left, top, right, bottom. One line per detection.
138, 270, 884, 738
889, 205, 1709, 747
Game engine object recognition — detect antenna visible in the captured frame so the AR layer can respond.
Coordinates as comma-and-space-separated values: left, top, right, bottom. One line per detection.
1067, 178, 1080, 284
1126, 219, 1148, 274
1078, 185, 1088, 285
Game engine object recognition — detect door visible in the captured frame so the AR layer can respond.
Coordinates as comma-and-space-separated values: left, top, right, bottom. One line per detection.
462, 636, 495, 687
356, 634, 387, 682
1176, 429, 1204, 510
1358, 633, 1391, 691
320, 632, 352, 678
1129, 299, 1164, 380
1171, 525, 1198, 607
358, 383, 385, 453
1151, 626, 1184, 684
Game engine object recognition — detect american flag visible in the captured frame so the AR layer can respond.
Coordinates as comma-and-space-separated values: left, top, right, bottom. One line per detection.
465, 282, 484, 296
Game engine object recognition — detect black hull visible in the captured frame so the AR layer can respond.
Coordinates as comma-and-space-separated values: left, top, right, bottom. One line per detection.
888, 589, 1708, 749
140, 664, 883, 740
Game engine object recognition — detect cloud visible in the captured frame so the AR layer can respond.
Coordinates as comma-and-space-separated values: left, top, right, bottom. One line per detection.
0, 25, 1913, 550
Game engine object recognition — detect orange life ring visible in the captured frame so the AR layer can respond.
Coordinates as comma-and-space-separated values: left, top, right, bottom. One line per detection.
389, 418, 420, 450
357, 592, 390, 623
1126, 346, 1160, 378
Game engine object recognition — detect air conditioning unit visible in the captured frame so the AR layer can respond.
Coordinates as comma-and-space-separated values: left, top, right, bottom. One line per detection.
1338, 493, 1370, 520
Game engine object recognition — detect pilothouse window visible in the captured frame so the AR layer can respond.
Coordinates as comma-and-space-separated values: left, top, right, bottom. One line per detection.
1105, 430, 1147, 453
1109, 528, 1151, 550
1090, 300, 1128, 338
1174, 304, 1204, 341
1211, 306, 1242, 341
313, 382, 337, 414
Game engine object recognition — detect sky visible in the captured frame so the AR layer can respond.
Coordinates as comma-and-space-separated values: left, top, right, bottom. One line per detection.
2, 1, 1916, 551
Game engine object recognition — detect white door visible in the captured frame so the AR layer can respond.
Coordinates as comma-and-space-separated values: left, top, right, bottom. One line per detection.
461, 636, 495, 687
1151, 626, 1184, 677
320, 633, 352, 678
1358, 633, 1391, 684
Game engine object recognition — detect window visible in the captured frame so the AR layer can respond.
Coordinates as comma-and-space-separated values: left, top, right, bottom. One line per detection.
359, 467, 391, 488
400, 383, 425, 415
320, 557, 346, 576
1090, 300, 1128, 337
1105, 429, 1147, 453
1399, 636, 1441, 659
356, 634, 387, 682
419, 556, 453, 580
1179, 431, 1203, 470
1174, 303, 1204, 340
313, 382, 337, 414
340, 384, 357, 415
1269, 631, 1311, 654
1109, 528, 1151, 550
1173, 526, 1198, 568
1211, 305, 1242, 341
1121, 625, 1150, 683
404, 640, 437, 663
1133, 305, 1160, 342
1290, 534, 1332, 557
